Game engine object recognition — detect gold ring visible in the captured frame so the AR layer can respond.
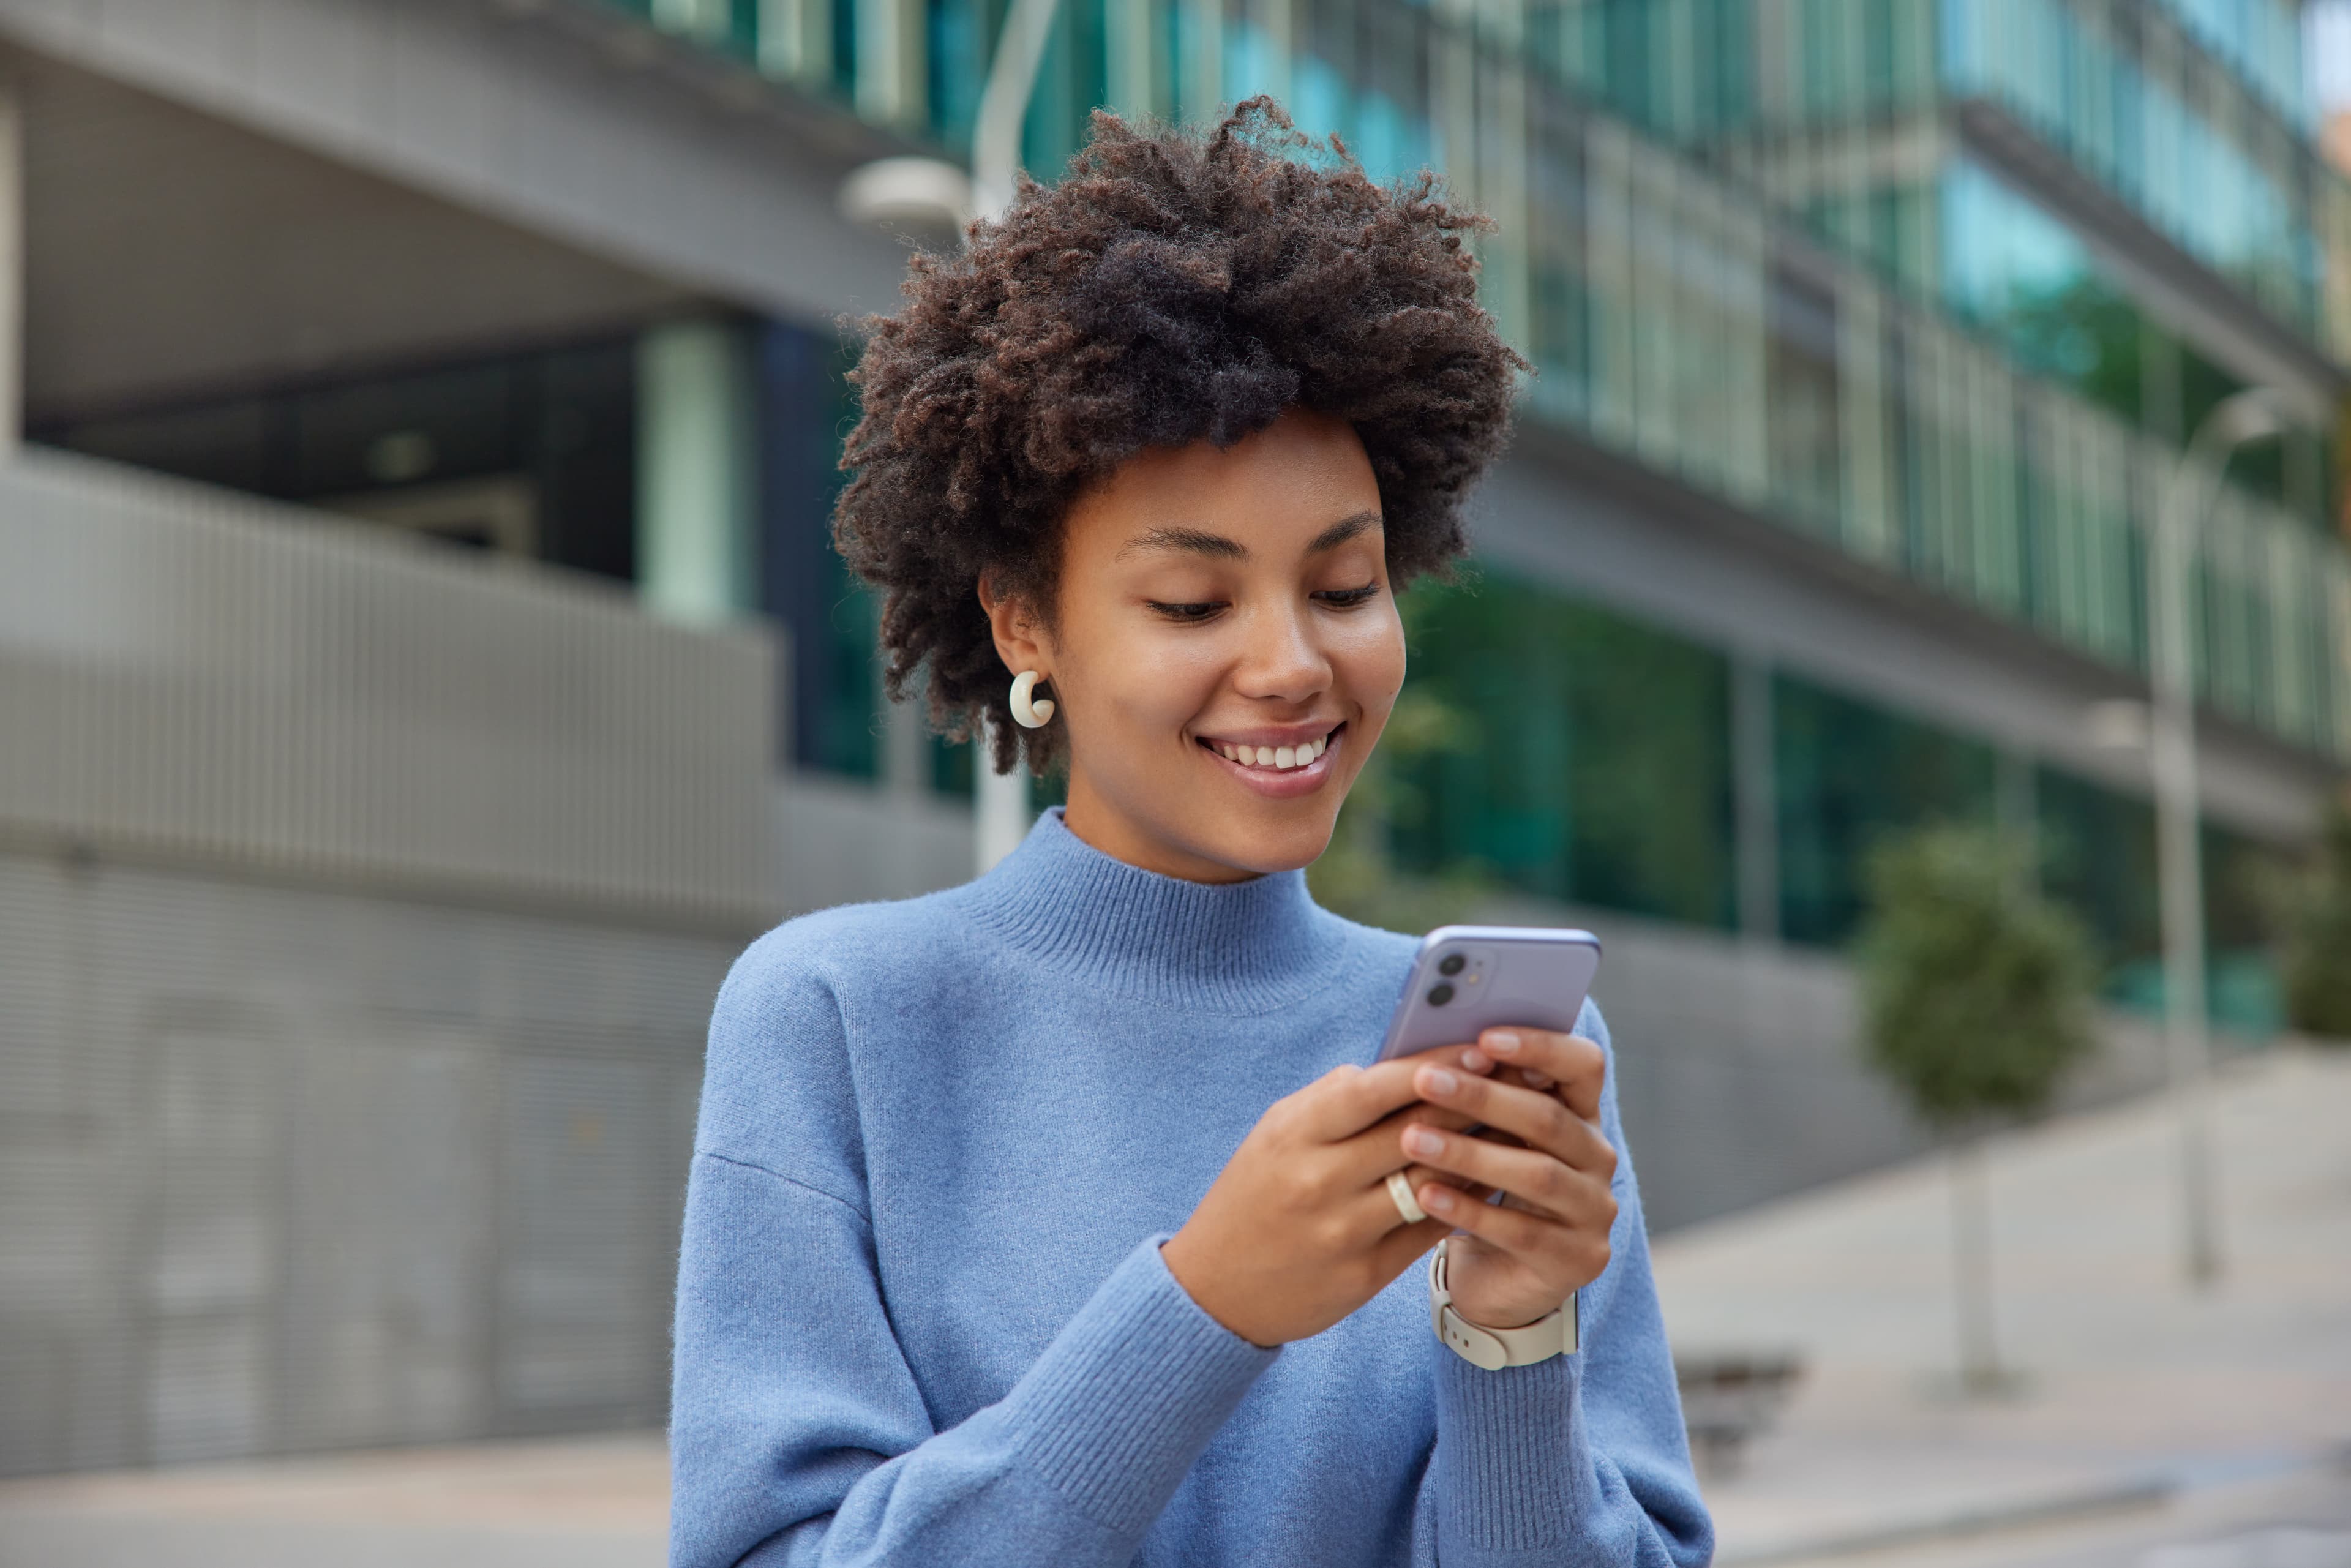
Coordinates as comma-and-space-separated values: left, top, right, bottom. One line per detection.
1386, 1170, 1428, 1226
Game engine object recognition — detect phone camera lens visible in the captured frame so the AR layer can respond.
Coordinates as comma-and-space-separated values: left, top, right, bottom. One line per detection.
1427, 983, 1455, 1007
1437, 953, 1466, 977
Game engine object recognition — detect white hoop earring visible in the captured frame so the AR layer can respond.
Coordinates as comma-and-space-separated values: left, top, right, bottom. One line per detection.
1010, 670, 1056, 729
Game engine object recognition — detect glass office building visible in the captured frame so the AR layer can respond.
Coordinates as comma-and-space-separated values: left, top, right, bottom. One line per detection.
37, 0, 2347, 1002
564, 0, 2345, 1022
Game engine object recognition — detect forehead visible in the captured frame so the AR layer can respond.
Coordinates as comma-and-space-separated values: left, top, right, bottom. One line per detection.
1063, 408, 1383, 559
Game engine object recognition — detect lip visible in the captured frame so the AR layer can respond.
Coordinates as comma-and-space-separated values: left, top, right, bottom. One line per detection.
1196, 724, 1344, 800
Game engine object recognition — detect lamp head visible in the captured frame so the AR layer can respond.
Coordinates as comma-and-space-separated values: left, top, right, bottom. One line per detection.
838, 157, 975, 250
2205, 388, 2287, 449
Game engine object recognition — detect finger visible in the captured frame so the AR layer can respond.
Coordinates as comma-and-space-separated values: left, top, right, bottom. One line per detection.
1415, 1180, 1610, 1286
1291, 1045, 1493, 1142
1400, 1123, 1614, 1226
1477, 1030, 1605, 1120
1299, 1111, 1491, 1234
1346, 1171, 1457, 1244
1369, 1211, 1453, 1277
1414, 1180, 1567, 1256
1384, 1103, 1485, 1136
1412, 1062, 1616, 1176
1323, 1086, 1516, 1190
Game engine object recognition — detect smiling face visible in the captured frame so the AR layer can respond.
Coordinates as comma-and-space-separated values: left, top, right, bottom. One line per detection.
981, 408, 1407, 884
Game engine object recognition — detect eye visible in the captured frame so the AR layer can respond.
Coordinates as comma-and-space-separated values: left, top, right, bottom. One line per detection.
1314, 583, 1381, 609
1146, 599, 1227, 624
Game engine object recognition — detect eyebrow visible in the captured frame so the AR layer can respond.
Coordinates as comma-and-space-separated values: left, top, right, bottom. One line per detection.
1307, 511, 1382, 553
1115, 510, 1383, 562
1117, 526, 1247, 561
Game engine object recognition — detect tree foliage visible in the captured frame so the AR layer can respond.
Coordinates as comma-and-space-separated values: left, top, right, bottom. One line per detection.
1855, 825, 2100, 1128
1308, 686, 1490, 933
2283, 801, 2351, 1042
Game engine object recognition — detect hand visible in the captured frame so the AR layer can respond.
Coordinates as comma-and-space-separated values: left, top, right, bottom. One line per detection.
1161, 1046, 1494, 1346
1397, 1029, 1617, 1331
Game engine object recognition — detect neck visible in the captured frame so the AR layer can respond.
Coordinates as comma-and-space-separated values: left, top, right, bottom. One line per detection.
965, 810, 1344, 1011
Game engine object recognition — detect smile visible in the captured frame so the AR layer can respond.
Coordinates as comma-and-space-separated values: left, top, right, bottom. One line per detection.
1193, 726, 1344, 797
1205, 731, 1333, 773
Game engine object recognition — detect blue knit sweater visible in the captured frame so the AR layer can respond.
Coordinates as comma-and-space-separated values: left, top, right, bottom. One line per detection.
670, 809, 1713, 1567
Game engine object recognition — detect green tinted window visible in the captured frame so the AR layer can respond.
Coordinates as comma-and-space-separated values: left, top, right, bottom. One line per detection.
1775, 673, 1998, 944
2036, 765, 2160, 986
1390, 572, 1735, 928
757, 323, 879, 778
2037, 765, 2287, 1030
2202, 820, 2290, 1033
931, 732, 976, 799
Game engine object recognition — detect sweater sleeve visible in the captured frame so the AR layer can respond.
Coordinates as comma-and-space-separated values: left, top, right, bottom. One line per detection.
1414, 1003, 1715, 1568
668, 928, 1277, 1568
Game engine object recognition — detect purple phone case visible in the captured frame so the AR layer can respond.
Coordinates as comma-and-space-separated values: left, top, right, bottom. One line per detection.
1376, 925, 1602, 1062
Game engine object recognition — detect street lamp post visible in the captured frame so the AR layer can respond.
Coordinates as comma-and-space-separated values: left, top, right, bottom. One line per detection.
968, 0, 1062, 876
837, 0, 1062, 877
2147, 387, 2282, 1289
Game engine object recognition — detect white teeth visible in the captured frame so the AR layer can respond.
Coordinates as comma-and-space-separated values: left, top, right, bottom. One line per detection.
1212, 737, 1334, 770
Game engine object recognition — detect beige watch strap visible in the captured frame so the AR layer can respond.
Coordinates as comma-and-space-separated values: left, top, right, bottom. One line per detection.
1427, 1238, 1578, 1370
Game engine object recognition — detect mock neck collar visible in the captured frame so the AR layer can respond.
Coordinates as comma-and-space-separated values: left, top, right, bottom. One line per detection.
960, 809, 1345, 1012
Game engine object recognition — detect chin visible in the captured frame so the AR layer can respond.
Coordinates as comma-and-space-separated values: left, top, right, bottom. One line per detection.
1196, 811, 1341, 879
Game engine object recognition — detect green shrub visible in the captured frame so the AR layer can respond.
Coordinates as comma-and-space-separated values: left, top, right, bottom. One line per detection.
1856, 825, 2100, 1128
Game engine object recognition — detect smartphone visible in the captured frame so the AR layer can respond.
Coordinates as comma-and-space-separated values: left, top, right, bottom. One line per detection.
1377, 925, 1602, 1062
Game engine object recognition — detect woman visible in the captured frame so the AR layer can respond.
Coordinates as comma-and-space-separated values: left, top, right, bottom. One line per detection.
670, 102, 1712, 1567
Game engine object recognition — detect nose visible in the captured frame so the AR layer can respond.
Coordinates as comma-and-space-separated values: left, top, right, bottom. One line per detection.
1232, 599, 1332, 707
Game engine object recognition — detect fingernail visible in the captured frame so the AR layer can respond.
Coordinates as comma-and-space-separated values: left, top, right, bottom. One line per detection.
1422, 1185, 1456, 1214
1485, 1030, 1521, 1056
1524, 1071, 1554, 1090
1460, 1048, 1491, 1073
1421, 1067, 1459, 1096
1403, 1127, 1444, 1157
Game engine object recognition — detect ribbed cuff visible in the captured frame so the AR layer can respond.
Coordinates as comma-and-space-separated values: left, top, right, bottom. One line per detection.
1432, 1344, 1594, 1552
1000, 1236, 1278, 1536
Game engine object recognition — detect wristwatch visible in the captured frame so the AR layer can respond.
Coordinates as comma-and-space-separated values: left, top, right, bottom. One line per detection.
1427, 1238, 1578, 1370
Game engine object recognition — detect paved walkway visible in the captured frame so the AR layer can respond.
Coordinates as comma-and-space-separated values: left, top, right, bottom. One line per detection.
0, 1435, 667, 1568
1651, 1044, 2351, 1565
2, 1049, 2343, 1566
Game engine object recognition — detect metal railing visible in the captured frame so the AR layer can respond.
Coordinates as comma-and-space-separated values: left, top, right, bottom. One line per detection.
1516, 0, 2344, 366
0, 447, 781, 924
1524, 108, 2350, 760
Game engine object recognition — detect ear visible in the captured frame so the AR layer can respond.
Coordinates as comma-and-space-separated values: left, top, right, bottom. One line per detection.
978, 571, 1051, 681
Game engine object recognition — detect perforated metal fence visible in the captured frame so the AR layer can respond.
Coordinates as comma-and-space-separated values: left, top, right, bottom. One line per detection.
0, 446, 780, 925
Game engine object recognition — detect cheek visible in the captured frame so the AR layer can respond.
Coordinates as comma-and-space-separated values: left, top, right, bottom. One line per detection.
1331, 607, 1409, 713
1060, 629, 1224, 740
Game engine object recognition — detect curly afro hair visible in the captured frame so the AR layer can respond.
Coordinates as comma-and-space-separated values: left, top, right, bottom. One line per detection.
834, 97, 1526, 773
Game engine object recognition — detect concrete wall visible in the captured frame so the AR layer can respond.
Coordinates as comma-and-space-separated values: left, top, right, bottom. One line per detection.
0, 452, 776, 1479
0, 846, 734, 1477
773, 772, 982, 916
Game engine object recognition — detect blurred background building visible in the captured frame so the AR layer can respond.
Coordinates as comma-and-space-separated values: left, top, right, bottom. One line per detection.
0, 0, 2345, 1480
